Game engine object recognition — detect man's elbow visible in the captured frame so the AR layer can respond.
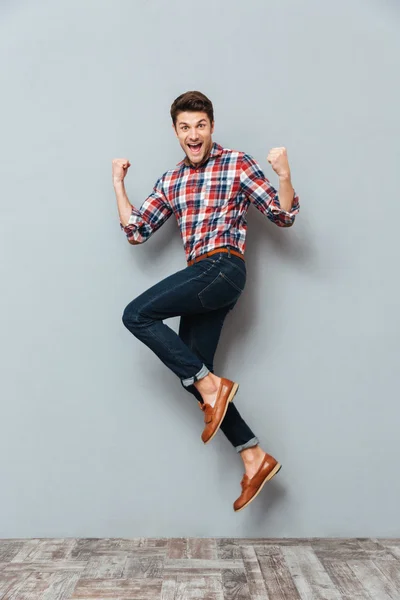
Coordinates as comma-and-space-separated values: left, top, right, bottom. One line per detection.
128, 237, 141, 245
276, 219, 295, 228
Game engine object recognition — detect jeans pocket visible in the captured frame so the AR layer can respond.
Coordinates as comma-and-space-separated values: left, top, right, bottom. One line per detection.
198, 270, 246, 310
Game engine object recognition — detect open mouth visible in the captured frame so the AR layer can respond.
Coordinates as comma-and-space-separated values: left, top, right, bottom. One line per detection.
188, 143, 203, 155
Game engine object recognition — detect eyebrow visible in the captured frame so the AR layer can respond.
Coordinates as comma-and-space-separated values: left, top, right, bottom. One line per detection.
179, 119, 207, 126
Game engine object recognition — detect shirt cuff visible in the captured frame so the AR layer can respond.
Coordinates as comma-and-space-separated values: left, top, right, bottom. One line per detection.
120, 207, 143, 232
273, 191, 300, 217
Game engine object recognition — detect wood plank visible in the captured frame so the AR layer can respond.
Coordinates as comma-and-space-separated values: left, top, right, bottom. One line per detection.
70, 538, 141, 559
64, 539, 101, 561
356, 538, 398, 560
2, 571, 54, 600
137, 538, 168, 549
164, 558, 243, 572
240, 545, 270, 600
348, 559, 399, 600
233, 538, 318, 547
167, 538, 187, 559
27, 539, 76, 561
87, 538, 143, 554
0, 572, 31, 598
322, 559, 374, 599
82, 554, 128, 578
10, 539, 41, 562
371, 560, 400, 596
123, 553, 165, 578
281, 545, 342, 600
70, 577, 162, 599
377, 539, 400, 547
0, 541, 23, 562
187, 538, 218, 559
255, 545, 301, 600
216, 539, 242, 560
3, 560, 87, 573
174, 574, 224, 600
384, 545, 400, 560
39, 572, 81, 600
311, 538, 369, 560
221, 568, 251, 600
160, 574, 177, 600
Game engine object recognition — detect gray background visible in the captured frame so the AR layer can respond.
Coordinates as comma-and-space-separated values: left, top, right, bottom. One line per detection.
1, 0, 399, 538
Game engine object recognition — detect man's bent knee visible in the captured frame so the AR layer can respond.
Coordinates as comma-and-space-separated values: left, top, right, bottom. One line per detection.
122, 300, 144, 330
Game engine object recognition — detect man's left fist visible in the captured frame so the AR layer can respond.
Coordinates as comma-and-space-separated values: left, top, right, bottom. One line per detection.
267, 147, 290, 178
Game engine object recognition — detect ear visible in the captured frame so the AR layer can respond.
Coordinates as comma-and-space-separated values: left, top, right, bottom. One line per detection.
211, 121, 215, 134
172, 123, 179, 138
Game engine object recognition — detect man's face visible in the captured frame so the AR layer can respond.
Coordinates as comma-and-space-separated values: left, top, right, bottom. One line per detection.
173, 111, 214, 166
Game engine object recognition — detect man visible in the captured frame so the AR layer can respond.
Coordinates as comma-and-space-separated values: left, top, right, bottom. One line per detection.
113, 91, 300, 512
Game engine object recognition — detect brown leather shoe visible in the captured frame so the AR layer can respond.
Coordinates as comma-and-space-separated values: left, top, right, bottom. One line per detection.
199, 378, 239, 444
233, 452, 282, 512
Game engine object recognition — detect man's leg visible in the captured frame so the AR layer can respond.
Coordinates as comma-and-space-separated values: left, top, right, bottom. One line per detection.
122, 259, 241, 397
179, 305, 282, 512
178, 307, 259, 453
122, 258, 281, 510
122, 264, 214, 385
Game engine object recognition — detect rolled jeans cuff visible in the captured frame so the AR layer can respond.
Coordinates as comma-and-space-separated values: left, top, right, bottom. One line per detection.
235, 436, 260, 453
181, 364, 210, 387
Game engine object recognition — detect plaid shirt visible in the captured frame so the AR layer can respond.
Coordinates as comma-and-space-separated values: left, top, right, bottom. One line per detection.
120, 142, 300, 262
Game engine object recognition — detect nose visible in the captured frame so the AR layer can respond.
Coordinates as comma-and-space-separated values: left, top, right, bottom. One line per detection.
188, 128, 199, 141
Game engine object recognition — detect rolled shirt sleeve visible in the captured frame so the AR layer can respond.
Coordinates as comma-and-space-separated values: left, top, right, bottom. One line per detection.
120, 176, 172, 244
240, 154, 300, 227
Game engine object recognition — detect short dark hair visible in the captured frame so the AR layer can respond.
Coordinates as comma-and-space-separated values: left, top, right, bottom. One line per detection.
170, 91, 214, 127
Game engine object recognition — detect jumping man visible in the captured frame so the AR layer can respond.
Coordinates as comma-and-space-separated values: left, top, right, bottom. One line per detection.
113, 91, 300, 511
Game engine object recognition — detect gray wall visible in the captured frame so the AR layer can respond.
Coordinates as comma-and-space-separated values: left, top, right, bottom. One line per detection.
1, 0, 399, 538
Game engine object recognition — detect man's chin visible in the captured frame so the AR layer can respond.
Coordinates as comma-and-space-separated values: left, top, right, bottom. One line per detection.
186, 153, 203, 166
187, 147, 203, 160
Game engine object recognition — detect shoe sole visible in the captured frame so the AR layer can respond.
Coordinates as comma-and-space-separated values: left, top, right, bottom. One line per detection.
234, 462, 282, 512
203, 382, 239, 444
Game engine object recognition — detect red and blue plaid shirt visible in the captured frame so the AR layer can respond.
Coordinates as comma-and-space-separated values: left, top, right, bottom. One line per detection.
120, 142, 300, 262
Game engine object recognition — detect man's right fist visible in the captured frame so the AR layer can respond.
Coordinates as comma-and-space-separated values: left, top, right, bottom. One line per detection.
112, 158, 131, 183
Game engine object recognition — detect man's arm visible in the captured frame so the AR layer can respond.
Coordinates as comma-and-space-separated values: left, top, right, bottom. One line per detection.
112, 158, 172, 245
277, 173, 295, 213
114, 179, 141, 245
240, 150, 300, 227
267, 147, 296, 213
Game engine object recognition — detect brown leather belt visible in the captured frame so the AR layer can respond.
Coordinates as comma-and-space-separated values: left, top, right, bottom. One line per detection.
187, 246, 244, 267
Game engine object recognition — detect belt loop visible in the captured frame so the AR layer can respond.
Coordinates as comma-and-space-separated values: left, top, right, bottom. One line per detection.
227, 247, 231, 258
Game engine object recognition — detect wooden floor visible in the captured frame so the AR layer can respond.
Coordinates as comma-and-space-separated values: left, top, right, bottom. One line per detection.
0, 538, 399, 599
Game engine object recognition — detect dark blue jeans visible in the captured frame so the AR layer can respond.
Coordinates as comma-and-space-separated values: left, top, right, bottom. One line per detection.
122, 248, 259, 452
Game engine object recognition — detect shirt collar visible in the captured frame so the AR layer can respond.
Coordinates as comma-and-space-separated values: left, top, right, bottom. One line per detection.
176, 141, 223, 168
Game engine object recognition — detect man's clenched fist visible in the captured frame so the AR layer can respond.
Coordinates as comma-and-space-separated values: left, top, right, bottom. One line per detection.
267, 147, 291, 178
112, 158, 131, 183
